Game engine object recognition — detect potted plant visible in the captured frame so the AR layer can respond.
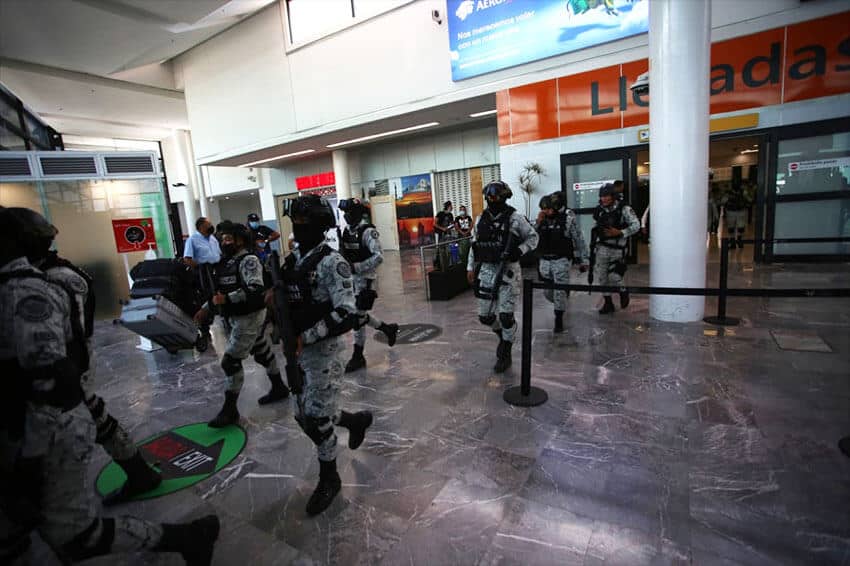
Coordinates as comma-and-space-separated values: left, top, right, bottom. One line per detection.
518, 162, 545, 218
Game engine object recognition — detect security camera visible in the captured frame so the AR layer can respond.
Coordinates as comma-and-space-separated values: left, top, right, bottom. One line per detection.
171, 182, 186, 187
630, 71, 649, 95
432, 9, 442, 25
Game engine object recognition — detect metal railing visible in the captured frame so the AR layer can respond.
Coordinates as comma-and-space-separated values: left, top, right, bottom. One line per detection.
504, 236, 850, 408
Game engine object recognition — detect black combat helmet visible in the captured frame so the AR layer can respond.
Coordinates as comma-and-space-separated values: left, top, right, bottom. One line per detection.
217, 222, 252, 247
538, 195, 552, 210
287, 194, 336, 230
338, 198, 369, 226
0, 207, 58, 264
548, 191, 565, 211
483, 180, 513, 201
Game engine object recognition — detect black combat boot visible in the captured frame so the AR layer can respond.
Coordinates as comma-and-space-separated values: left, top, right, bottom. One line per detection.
736, 235, 744, 249
154, 515, 220, 566
379, 322, 399, 346
208, 391, 240, 428
619, 291, 630, 309
494, 340, 513, 373
306, 459, 342, 516
102, 451, 162, 507
337, 410, 373, 449
258, 373, 290, 405
554, 310, 564, 333
599, 296, 615, 315
345, 345, 367, 373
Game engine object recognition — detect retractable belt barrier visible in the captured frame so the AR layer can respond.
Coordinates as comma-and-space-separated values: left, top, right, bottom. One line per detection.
504, 236, 850, 408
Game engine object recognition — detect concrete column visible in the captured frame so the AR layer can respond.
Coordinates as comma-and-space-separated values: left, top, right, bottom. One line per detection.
648, 0, 711, 322
332, 150, 351, 200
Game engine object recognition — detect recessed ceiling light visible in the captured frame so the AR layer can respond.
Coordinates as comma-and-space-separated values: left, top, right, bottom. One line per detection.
240, 149, 315, 167
469, 109, 497, 118
326, 122, 440, 149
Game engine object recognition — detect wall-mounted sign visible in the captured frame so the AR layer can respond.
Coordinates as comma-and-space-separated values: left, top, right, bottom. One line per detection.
448, 0, 648, 81
573, 180, 615, 192
295, 171, 335, 190
496, 11, 850, 145
788, 157, 850, 173
637, 128, 650, 143
112, 218, 156, 253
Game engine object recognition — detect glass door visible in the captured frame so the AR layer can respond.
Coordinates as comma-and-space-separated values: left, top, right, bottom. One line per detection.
561, 148, 635, 262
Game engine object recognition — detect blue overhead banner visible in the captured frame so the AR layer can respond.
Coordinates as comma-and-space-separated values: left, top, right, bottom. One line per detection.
447, 0, 649, 81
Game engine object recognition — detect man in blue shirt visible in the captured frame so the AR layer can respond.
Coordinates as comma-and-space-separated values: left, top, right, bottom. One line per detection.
183, 217, 220, 349
183, 217, 221, 267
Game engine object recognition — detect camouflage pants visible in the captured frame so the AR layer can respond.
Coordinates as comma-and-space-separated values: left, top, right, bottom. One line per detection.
353, 276, 384, 348
539, 257, 572, 311
593, 246, 626, 298
298, 337, 344, 462
223, 309, 278, 394
23, 404, 163, 561
80, 359, 136, 462
476, 261, 521, 343
726, 209, 747, 233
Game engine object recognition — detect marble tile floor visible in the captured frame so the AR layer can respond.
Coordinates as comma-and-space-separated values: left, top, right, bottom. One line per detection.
42, 252, 850, 565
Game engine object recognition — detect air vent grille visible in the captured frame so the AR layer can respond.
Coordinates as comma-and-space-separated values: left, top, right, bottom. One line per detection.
104, 156, 154, 174
0, 157, 32, 177
40, 156, 97, 176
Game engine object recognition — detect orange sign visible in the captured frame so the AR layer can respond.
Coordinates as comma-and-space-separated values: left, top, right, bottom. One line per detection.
498, 11, 850, 145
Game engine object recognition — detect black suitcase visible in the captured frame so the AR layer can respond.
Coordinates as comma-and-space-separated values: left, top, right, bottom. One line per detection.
130, 259, 199, 316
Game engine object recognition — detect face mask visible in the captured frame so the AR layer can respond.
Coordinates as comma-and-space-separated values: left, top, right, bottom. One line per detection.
344, 212, 359, 226
249, 221, 259, 229
221, 243, 237, 256
459, 211, 467, 217
206, 225, 215, 236
257, 241, 266, 249
293, 223, 325, 251
488, 200, 506, 213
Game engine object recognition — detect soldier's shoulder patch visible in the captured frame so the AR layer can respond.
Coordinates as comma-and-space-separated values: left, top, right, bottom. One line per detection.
241, 255, 261, 269
16, 294, 52, 322
336, 260, 352, 279
369, 229, 380, 240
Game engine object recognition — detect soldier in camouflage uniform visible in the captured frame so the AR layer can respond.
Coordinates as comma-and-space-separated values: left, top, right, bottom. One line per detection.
591, 184, 641, 314
3, 207, 161, 507
467, 181, 539, 373
535, 192, 589, 333
0, 208, 219, 565
282, 195, 373, 516
195, 222, 290, 428
337, 198, 399, 373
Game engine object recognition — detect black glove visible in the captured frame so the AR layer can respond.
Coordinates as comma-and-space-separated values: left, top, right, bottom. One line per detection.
502, 247, 523, 262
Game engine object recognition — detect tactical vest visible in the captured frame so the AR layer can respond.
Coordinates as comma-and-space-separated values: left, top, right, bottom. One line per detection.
538, 212, 575, 259
216, 252, 265, 316
42, 252, 96, 337
473, 206, 516, 263
725, 190, 748, 211
282, 246, 335, 334
341, 224, 375, 264
0, 270, 87, 425
593, 202, 628, 244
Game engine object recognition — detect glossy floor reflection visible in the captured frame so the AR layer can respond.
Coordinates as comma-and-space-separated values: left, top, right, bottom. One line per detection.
65, 251, 850, 565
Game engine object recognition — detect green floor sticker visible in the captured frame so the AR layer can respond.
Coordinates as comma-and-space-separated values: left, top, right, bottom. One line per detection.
96, 423, 246, 501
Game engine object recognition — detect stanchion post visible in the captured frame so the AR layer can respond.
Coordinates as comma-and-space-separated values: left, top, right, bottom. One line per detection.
504, 279, 548, 407
704, 237, 740, 326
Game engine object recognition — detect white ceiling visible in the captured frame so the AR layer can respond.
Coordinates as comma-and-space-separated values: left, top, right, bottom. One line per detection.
0, 0, 275, 79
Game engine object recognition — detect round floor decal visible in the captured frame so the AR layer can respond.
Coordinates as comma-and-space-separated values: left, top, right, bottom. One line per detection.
96, 423, 246, 501
374, 323, 442, 345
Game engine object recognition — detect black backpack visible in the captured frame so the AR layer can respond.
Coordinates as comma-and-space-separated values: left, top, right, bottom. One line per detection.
42, 252, 96, 337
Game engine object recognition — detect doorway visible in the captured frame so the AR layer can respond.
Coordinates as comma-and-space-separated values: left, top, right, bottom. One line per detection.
561, 132, 769, 266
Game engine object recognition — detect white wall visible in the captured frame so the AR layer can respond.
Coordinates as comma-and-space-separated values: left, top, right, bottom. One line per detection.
174, 0, 849, 164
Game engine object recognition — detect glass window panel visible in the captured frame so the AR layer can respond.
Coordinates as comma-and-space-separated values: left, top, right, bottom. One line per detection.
23, 111, 52, 149
773, 198, 850, 256
563, 159, 622, 209
0, 181, 45, 211
776, 132, 850, 196
354, 0, 405, 19
0, 95, 20, 126
287, 0, 352, 44
1, 120, 27, 149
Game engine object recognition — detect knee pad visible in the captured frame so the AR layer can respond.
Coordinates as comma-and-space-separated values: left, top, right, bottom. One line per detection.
62, 518, 115, 562
499, 312, 515, 328
221, 354, 242, 376
295, 414, 333, 446
252, 347, 273, 367
479, 314, 496, 326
